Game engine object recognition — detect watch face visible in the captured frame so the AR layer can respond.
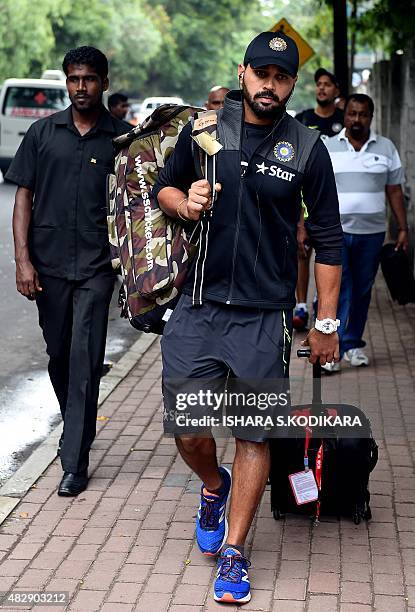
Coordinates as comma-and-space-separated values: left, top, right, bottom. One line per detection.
321, 320, 334, 333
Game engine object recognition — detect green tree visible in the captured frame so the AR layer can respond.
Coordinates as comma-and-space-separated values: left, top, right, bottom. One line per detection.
51, 0, 112, 58
0, 0, 61, 81
50, 0, 163, 93
143, 0, 266, 102
106, 0, 163, 92
356, 0, 415, 53
0, 0, 337, 112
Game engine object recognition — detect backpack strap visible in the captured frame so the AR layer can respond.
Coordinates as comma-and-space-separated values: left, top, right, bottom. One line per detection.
296, 126, 320, 175
190, 110, 222, 306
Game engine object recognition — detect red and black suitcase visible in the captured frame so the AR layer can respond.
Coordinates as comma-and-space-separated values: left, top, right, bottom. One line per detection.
270, 349, 378, 524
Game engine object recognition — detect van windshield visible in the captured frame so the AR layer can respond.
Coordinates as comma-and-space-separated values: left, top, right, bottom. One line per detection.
3, 86, 69, 118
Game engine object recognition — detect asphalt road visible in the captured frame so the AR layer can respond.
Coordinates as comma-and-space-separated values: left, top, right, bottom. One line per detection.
0, 181, 139, 486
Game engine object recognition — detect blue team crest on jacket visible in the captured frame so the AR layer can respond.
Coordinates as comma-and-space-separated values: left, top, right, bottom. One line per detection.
274, 141, 295, 162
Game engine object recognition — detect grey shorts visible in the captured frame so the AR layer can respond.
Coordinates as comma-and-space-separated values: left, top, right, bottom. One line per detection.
161, 294, 292, 441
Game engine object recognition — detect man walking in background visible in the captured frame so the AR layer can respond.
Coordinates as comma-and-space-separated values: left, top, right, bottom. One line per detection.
294, 68, 344, 331
7, 46, 129, 496
108, 91, 131, 125
205, 85, 230, 110
323, 93, 408, 372
296, 68, 344, 138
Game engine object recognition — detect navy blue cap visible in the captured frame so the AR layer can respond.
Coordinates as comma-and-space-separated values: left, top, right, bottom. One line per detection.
314, 68, 339, 86
244, 31, 299, 77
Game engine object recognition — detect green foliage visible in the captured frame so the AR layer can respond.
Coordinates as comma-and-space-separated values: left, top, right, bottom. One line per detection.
51, 0, 112, 55
144, 0, 266, 102
322, 0, 415, 54
0, 0, 335, 111
356, 0, 415, 52
0, 0, 59, 80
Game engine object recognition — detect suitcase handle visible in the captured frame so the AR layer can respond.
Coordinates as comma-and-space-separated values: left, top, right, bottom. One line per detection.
297, 348, 322, 408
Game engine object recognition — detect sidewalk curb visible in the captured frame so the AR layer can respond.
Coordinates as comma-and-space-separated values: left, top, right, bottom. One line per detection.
0, 332, 158, 525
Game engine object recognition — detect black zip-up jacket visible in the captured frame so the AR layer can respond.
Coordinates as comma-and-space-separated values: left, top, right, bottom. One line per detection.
154, 91, 343, 309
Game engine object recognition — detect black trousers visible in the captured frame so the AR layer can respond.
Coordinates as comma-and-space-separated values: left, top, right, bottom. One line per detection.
36, 273, 114, 473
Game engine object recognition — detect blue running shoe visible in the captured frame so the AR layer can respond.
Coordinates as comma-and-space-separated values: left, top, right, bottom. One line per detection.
214, 547, 251, 603
293, 306, 309, 331
196, 466, 231, 556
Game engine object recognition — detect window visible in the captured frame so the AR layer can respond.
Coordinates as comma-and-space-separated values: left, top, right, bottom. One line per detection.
3, 86, 69, 118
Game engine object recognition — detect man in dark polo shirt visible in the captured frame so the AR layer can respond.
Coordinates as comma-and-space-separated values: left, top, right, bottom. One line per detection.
7, 46, 129, 496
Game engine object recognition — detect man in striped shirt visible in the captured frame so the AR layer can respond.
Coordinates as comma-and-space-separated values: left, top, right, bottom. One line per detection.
324, 93, 408, 371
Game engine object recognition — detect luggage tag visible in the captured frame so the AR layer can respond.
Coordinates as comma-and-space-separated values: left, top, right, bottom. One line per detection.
288, 470, 318, 505
191, 131, 222, 156
191, 111, 222, 156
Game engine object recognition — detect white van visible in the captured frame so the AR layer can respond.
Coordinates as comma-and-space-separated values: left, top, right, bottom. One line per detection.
133, 96, 184, 126
0, 78, 69, 173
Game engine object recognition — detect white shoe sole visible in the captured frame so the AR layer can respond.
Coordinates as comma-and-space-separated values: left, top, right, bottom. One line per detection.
214, 590, 252, 603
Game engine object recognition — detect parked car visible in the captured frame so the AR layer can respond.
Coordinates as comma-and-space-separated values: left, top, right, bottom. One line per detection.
0, 77, 69, 173
132, 96, 184, 126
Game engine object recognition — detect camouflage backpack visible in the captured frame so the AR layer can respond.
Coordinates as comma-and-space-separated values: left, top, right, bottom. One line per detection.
107, 104, 208, 334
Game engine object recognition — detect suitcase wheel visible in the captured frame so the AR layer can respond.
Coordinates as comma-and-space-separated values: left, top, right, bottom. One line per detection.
364, 505, 372, 521
273, 509, 284, 520
353, 512, 361, 525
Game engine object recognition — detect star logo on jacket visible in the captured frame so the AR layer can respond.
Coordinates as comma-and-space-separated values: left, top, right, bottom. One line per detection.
274, 141, 295, 162
256, 162, 269, 174
269, 37, 287, 52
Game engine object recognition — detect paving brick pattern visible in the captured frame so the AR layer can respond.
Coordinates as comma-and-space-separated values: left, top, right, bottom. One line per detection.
0, 276, 415, 611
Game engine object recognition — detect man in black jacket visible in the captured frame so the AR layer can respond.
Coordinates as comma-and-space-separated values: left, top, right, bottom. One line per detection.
155, 31, 342, 604
7, 47, 130, 497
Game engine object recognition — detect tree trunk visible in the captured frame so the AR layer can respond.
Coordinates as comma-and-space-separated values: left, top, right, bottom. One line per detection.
350, 0, 357, 91
333, 0, 349, 97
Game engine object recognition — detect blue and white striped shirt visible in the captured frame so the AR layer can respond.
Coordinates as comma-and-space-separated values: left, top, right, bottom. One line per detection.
325, 128, 404, 234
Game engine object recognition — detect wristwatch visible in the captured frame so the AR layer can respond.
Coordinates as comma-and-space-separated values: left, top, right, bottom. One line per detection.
314, 318, 340, 334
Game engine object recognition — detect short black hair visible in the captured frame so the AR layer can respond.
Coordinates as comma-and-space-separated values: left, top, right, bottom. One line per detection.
62, 46, 108, 80
314, 68, 339, 87
108, 92, 128, 108
344, 93, 374, 116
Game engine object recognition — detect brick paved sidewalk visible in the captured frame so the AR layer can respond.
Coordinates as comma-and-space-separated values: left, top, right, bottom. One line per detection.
1, 276, 415, 612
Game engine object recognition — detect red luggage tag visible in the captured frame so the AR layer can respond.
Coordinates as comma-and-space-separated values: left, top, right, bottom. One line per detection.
314, 443, 324, 523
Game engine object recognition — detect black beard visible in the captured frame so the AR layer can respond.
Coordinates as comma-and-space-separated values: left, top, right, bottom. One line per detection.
350, 124, 365, 138
316, 97, 333, 108
243, 83, 288, 120
70, 95, 103, 113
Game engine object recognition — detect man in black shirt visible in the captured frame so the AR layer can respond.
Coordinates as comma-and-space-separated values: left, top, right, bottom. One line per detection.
296, 68, 344, 138
108, 92, 129, 120
7, 46, 129, 496
294, 68, 344, 331
155, 31, 342, 604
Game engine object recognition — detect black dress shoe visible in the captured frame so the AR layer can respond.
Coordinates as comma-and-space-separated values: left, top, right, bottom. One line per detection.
58, 471, 88, 496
